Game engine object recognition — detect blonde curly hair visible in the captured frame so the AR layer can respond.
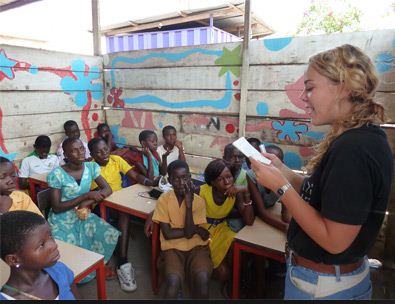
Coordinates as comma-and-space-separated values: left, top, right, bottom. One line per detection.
306, 44, 385, 172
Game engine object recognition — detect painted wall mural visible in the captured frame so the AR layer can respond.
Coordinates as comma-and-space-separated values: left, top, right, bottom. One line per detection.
0, 48, 103, 161
106, 41, 320, 169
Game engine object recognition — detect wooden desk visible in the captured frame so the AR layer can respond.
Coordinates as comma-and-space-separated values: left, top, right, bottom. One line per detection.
1, 240, 106, 299
232, 204, 286, 299
28, 173, 48, 203
99, 184, 160, 294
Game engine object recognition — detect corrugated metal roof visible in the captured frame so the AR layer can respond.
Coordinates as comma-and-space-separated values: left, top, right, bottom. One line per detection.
0, 0, 41, 12
101, 0, 274, 39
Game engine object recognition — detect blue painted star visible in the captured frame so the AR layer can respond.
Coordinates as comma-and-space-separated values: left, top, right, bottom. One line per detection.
272, 120, 308, 141
0, 147, 17, 161
0, 49, 17, 80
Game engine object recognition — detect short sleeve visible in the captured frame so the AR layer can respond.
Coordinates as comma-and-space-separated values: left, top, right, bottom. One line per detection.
90, 162, 101, 180
19, 158, 30, 178
152, 194, 170, 224
47, 168, 63, 189
193, 195, 207, 225
321, 146, 373, 225
24, 195, 44, 216
117, 156, 133, 174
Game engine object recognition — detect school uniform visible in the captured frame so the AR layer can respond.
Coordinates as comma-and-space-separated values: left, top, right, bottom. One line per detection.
153, 190, 212, 284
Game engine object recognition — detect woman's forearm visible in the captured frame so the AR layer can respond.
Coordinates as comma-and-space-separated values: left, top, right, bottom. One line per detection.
281, 189, 360, 254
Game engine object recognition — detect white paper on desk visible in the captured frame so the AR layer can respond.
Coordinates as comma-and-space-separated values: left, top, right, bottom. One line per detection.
232, 137, 271, 165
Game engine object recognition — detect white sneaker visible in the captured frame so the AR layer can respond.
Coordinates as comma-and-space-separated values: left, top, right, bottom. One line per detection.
117, 262, 137, 292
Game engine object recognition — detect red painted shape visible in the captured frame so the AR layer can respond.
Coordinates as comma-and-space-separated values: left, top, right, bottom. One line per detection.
81, 91, 93, 141
234, 93, 241, 101
0, 108, 9, 153
121, 110, 156, 130
92, 113, 99, 121
93, 131, 99, 138
94, 103, 98, 108
281, 75, 309, 118
225, 123, 235, 133
38, 66, 77, 80
245, 120, 272, 132
209, 136, 232, 150
107, 95, 113, 104
299, 146, 315, 157
233, 80, 239, 86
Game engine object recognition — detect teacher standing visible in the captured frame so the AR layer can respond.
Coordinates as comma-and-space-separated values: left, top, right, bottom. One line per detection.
250, 44, 393, 300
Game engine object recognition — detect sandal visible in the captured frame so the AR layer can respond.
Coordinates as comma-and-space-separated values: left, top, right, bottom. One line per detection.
104, 265, 118, 280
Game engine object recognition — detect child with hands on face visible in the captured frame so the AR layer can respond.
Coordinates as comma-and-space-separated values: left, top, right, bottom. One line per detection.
157, 125, 186, 175
136, 130, 165, 179
0, 211, 78, 300
199, 159, 254, 298
152, 160, 212, 299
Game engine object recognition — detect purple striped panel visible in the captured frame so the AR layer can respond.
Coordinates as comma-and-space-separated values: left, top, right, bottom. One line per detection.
151, 33, 157, 49
175, 31, 181, 46
118, 36, 124, 51
187, 30, 194, 45
200, 29, 207, 44
108, 37, 115, 53
138, 34, 144, 50
128, 35, 134, 50
221, 31, 224, 43
214, 29, 218, 43
163, 32, 169, 47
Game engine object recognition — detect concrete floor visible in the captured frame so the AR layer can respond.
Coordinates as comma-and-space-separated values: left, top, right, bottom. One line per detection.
76, 221, 395, 300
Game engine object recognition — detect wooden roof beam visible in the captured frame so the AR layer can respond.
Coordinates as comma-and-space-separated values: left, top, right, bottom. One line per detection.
102, 7, 241, 36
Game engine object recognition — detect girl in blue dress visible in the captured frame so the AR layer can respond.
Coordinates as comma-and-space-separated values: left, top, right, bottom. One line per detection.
46, 138, 120, 282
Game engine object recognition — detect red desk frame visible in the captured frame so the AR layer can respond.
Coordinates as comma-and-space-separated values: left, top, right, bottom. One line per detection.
28, 176, 48, 203
99, 201, 160, 294
74, 257, 106, 300
232, 240, 285, 299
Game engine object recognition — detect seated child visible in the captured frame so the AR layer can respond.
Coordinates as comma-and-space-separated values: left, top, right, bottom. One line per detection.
18, 135, 60, 190
0, 211, 78, 300
135, 130, 164, 179
246, 139, 291, 232
57, 120, 91, 165
199, 159, 254, 297
97, 123, 118, 152
222, 143, 249, 232
88, 138, 159, 292
47, 138, 120, 283
152, 160, 212, 298
0, 157, 42, 216
157, 125, 186, 175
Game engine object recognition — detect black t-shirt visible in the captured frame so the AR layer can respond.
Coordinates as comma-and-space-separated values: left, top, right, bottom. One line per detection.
287, 124, 393, 264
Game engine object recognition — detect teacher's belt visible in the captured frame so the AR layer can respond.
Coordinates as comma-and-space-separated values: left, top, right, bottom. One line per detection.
286, 245, 364, 274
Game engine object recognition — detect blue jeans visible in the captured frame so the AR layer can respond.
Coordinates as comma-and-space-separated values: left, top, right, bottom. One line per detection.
284, 252, 372, 300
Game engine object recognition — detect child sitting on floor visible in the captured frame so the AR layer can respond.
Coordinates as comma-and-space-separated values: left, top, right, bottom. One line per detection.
0, 211, 78, 300
18, 135, 59, 190
198, 159, 254, 298
97, 123, 118, 152
157, 125, 186, 175
57, 120, 91, 165
0, 157, 42, 216
88, 137, 159, 292
152, 160, 212, 299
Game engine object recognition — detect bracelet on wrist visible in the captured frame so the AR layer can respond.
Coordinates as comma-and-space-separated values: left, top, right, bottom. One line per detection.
243, 200, 253, 206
